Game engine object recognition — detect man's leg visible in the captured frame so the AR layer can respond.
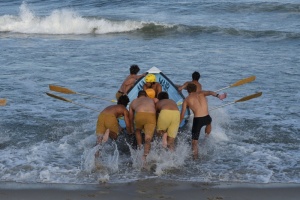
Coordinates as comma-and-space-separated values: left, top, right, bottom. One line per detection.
102, 129, 110, 143
192, 139, 198, 160
142, 134, 153, 164
167, 137, 175, 151
135, 129, 143, 148
162, 132, 168, 148
205, 124, 212, 135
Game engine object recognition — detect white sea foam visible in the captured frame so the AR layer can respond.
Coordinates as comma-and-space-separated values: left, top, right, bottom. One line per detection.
0, 2, 145, 35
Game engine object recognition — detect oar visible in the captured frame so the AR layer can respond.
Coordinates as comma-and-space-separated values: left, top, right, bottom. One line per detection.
0, 99, 7, 106
49, 85, 117, 103
46, 92, 100, 112
209, 92, 262, 111
214, 76, 256, 92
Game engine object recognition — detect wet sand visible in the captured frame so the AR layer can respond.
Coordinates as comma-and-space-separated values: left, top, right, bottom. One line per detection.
0, 179, 299, 200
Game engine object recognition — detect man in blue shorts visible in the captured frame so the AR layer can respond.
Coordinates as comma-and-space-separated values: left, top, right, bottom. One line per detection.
180, 83, 227, 160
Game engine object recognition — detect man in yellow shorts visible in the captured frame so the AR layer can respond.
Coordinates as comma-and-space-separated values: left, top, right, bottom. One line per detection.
155, 92, 180, 151
96, 95, 132, 145
129, 90, 156, 163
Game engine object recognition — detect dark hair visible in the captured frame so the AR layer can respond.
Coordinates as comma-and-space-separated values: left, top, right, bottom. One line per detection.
130, 65, 140, 74
138, 90, 147, 97
157, 92, 169, 100
192, 71, 200, 81
118, 95, 130, 107
187, 83, 197, 93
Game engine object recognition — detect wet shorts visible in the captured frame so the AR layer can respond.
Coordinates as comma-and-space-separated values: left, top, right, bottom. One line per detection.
96, 112, 119, 136
134, 112, 156, 138
157, 110, 180, 138
115, 91, 124, 100
191, 115, 212, 140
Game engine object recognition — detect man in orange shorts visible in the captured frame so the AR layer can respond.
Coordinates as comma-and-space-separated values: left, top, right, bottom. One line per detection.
155, 92, 180, 151
96, 95, 132, 145
129, 90, 156, 162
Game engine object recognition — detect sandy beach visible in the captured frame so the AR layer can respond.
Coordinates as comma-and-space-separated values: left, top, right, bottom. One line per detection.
1, 179, 299, 200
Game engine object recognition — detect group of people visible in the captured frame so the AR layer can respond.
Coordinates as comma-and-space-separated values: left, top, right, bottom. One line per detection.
95, 65, 226, 162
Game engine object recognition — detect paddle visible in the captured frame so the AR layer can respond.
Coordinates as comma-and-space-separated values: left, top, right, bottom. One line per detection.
49, 85, 117, 103
0, 99, 7, 106
46, 92, 101, 112
209, 92, 262, 111
214, 76, 256, 92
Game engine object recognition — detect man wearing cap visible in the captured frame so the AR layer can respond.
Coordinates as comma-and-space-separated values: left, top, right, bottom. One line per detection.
143, 74, 162, 99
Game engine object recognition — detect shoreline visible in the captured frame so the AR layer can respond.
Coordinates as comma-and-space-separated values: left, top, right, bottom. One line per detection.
1, 179, 300, 200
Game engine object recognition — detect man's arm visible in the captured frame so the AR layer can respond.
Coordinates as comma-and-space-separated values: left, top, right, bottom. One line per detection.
129, 103, 135, 132
180, 100, 187, 123
157, 84, 162, 96
143, 84, 147, 91
202, 90, 227, 100
136, 73, 146, 79
177, 81, 188, 92
123, 109, 132, 134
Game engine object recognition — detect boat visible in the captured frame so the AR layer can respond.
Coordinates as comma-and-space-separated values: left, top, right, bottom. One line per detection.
119, 66, 190, 129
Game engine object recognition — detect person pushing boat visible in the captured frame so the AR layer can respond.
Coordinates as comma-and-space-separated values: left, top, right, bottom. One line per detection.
116, 65, 146, 100
180, 83, 227, 160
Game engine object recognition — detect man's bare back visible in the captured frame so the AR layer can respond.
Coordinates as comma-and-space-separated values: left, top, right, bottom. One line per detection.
130, 96, 156, 113
102, 104, 130, 119
180, 83, 226, 123
155, 99, 178, 111
184, 92, 210, 117
119, 74, 142, 94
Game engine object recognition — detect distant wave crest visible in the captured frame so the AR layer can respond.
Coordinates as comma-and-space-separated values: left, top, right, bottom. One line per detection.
0, 2, 147, 35
0, 2, 299, 40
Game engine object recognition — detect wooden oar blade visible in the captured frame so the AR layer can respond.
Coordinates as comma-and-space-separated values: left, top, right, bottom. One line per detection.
235, 92, 262, 103
230, 76, 256, 87
49, 85, 76, 94
0, 99, 7, 106
46, 92, 72, 103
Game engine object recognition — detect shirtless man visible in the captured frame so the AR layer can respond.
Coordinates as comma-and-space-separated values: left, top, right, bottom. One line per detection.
180, 83, 227, 160
129, 90, 156, 162
116, 65, 146, 100
178, 71, 202, 92
155, 92, 180, 151
96, 95, 132, 145
143, 74, 162, 99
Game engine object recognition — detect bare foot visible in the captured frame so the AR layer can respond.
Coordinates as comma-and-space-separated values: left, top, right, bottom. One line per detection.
162, 133, 168, 148
102, 129, 110, 143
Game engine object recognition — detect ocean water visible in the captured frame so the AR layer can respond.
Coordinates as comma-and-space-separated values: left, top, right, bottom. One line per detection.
0, 0, 299, 184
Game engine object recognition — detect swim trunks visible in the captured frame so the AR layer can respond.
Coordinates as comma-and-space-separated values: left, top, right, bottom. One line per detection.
134, 112, 156, 137
191, 115, 212, 140
96, 112, 119, 136
115, 91, 124, 100
157, 110, 180, 138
